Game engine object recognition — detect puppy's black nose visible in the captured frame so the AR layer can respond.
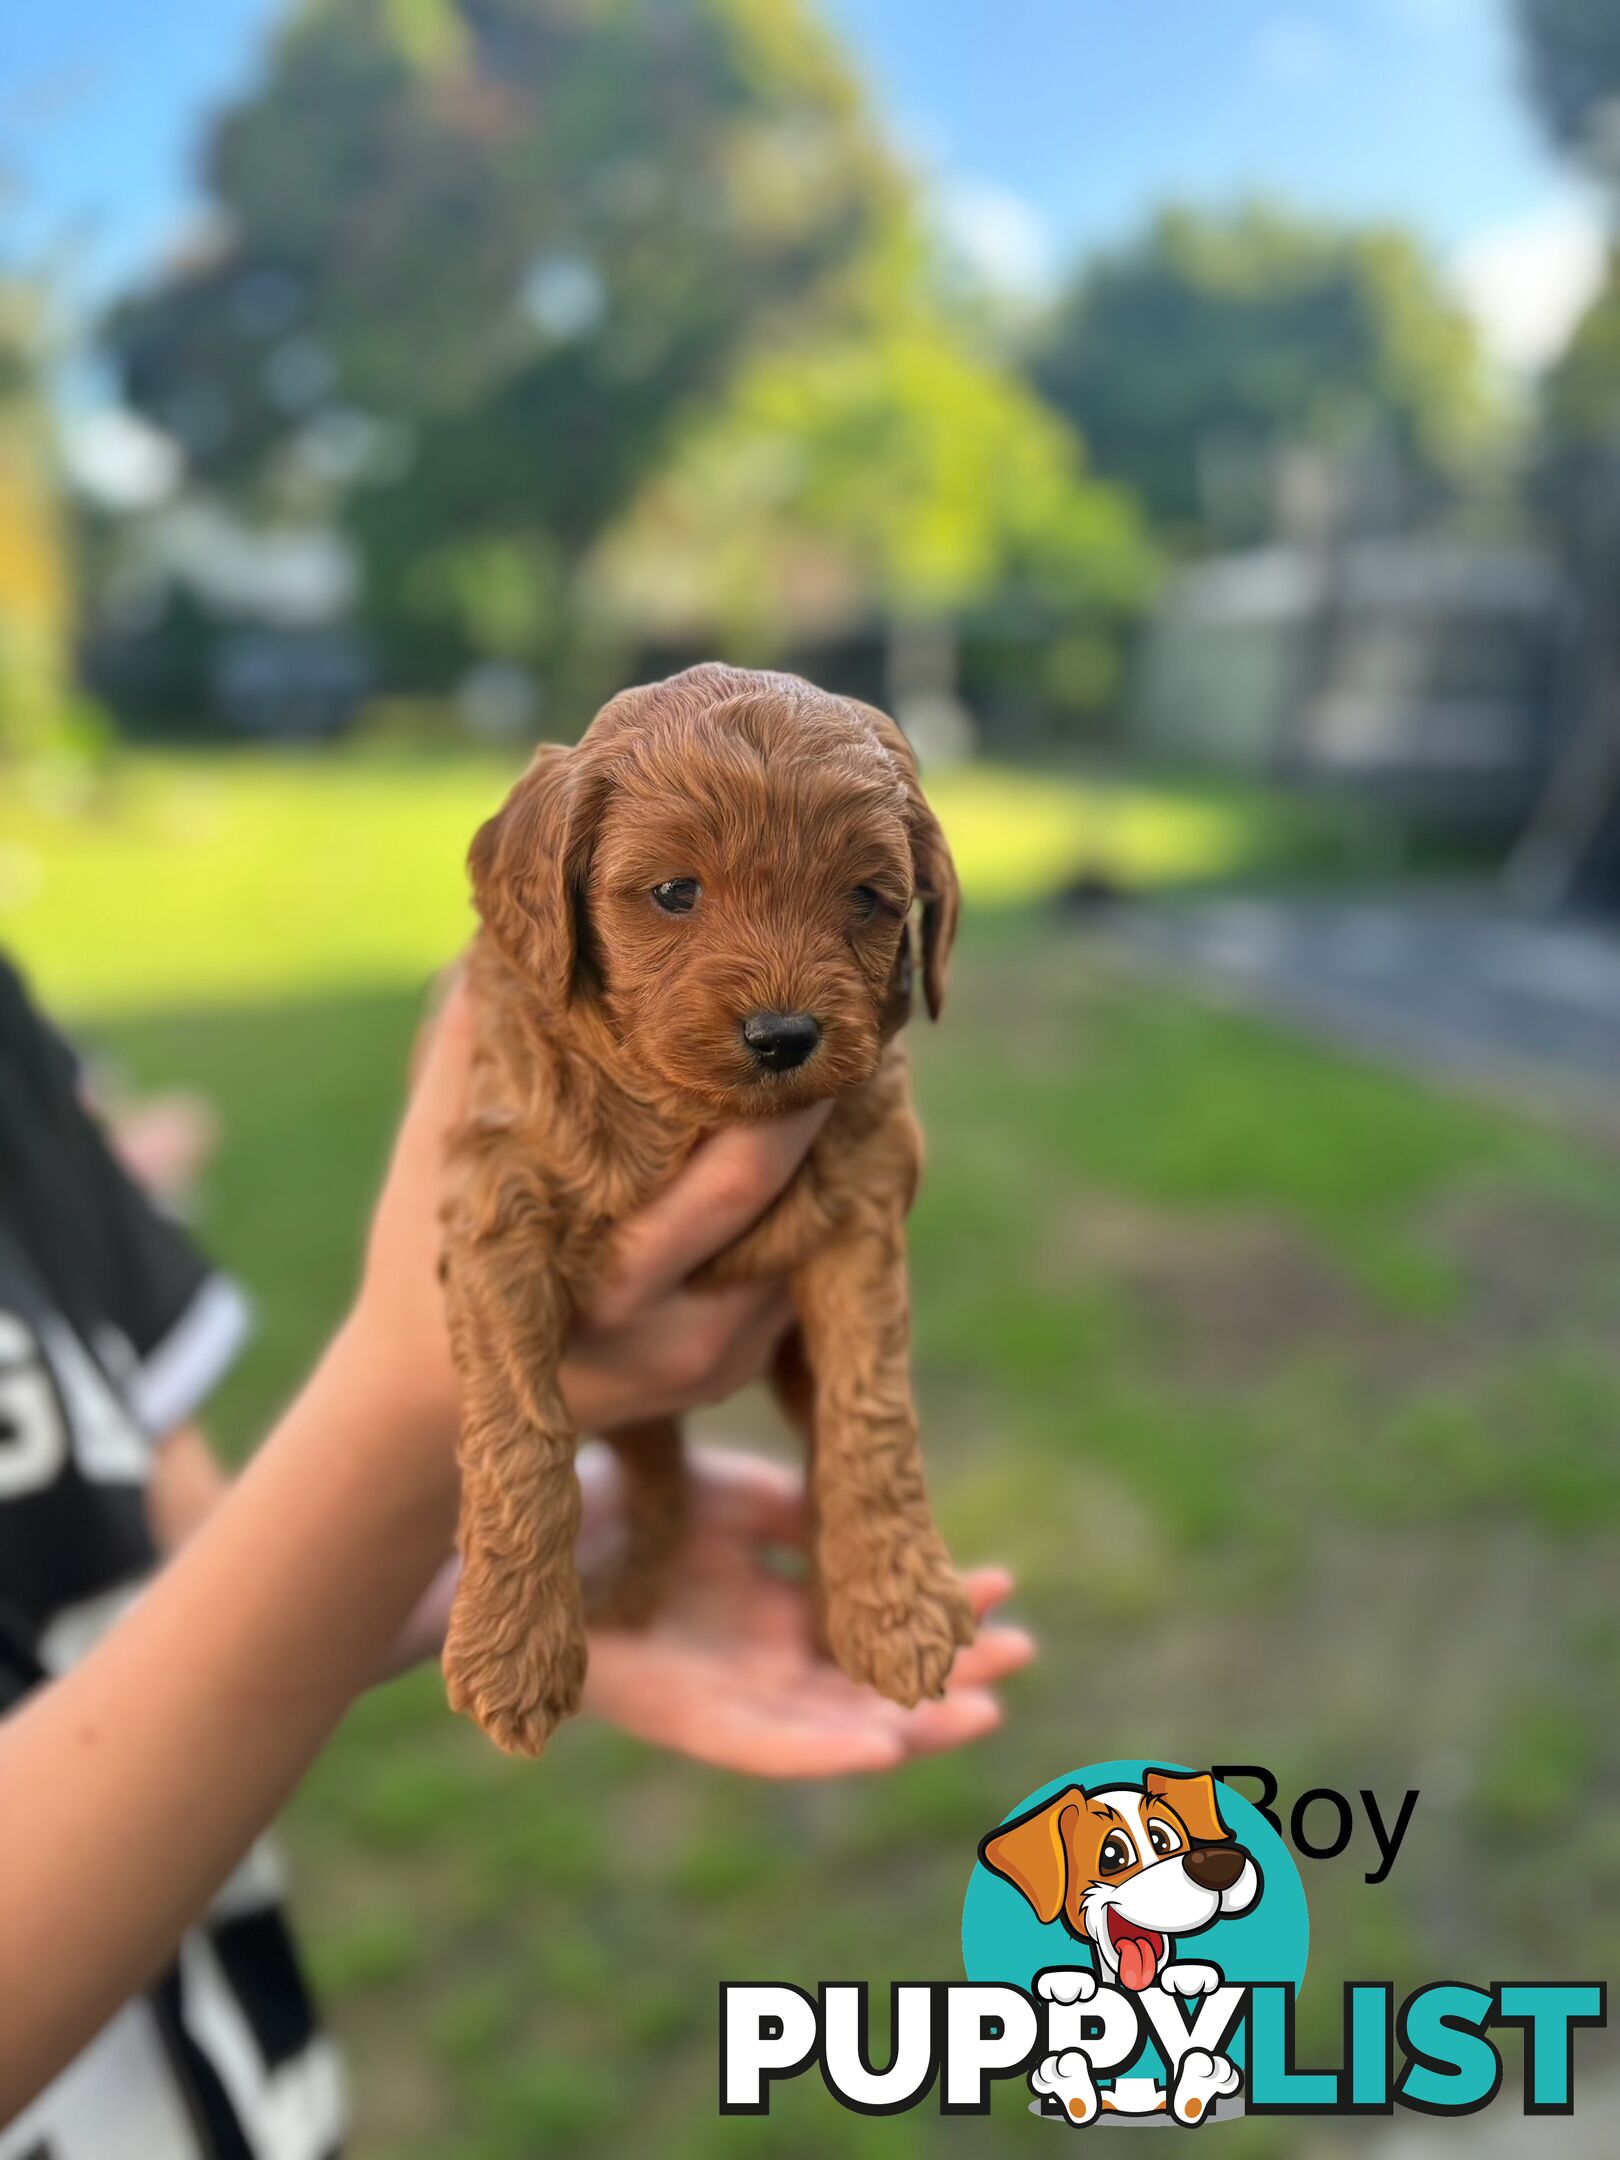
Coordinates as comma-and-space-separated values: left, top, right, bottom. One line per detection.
742, 1011, 820, 1073
1183, 1845, 1248, 1894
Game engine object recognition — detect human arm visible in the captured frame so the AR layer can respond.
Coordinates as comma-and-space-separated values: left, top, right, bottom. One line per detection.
1, 977, 1032, 2109
0, 1306, 452, 2115
0, 983, 829, 2110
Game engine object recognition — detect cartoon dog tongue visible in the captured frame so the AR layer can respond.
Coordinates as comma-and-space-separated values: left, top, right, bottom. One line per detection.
1109, 1915, 1164, 1992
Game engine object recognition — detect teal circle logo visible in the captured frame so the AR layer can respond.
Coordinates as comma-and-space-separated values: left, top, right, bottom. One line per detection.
963, 1760, 1308, 2108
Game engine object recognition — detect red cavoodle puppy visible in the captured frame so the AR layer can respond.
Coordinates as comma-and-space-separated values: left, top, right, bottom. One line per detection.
441, 662, 975, 1756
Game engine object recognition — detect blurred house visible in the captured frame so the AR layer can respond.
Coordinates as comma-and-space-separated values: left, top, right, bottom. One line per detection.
86, 500, 367, 739
1132, 539, 1578, 836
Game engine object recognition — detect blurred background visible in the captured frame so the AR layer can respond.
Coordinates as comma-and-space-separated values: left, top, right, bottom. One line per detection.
3, 0, 1620, 2151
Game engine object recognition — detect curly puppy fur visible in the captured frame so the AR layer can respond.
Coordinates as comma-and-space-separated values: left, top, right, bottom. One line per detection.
442, 662, 975, 1756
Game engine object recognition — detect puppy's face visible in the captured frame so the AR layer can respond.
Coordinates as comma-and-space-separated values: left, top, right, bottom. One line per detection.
978, 1772, 1261, 1993
588, 746, 913, 1111
472, 666, 959, 1115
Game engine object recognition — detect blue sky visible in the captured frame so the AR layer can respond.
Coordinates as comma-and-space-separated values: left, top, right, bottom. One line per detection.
1, 0, 1608, 375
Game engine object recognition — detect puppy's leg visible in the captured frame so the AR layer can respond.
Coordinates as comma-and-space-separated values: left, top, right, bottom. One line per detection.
442, 1234, 586, 1758
588, 1417, 687, 1628
792, 1214, 975, 1707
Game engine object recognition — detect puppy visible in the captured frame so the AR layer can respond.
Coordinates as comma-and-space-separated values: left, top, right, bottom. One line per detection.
441, 663, 976, 1755
979, 1770, 1261, 1993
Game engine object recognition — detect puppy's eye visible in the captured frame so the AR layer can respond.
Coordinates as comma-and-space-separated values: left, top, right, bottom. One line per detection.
650, 878, 700, 915
1099, 1834, 1135, 1875
850, 885, 881, 920
1148, 1822, 1177, 1857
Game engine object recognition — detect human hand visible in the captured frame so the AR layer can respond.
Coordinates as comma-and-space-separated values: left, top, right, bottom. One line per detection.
354, 973, 829, 1446
580, 1448, 1035, 1775
101, 1088, 221, 1207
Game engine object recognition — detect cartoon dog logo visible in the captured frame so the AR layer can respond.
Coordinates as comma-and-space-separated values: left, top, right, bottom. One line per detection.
979, 1769, 1261, 2125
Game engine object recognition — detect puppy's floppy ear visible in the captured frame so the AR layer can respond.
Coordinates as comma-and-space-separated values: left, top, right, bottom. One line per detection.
880, 920, 916, 1038
979, 1788, 1086, 1929
1144, 1770, 1234, 1846
855, 702, 960, 1021
470, 743, 610, 998
911, 789, 960, 1023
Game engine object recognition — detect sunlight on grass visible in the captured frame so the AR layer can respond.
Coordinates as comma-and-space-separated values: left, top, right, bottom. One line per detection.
0, 752, 515, 1017
0, 748, 1276, 1017
927, 764, 1265, 902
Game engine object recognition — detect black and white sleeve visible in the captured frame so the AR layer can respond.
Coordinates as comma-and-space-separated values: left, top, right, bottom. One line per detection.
0, 959, 251, 1439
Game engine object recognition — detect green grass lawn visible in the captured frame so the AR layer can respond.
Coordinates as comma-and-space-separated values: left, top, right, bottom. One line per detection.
4, 753, 1617, 2153
0, 745, 1333, 1017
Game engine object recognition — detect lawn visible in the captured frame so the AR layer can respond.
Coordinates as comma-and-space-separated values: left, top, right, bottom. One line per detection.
4, 753, 1617, 2154
0, 744, 1334, 1016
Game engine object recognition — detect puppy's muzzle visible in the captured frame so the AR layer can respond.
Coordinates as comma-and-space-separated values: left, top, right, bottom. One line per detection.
741, 1010, 821, 1073
1182, 1844, 1248, 1893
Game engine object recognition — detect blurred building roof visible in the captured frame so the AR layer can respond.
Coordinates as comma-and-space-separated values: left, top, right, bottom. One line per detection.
109, 499, 359, 628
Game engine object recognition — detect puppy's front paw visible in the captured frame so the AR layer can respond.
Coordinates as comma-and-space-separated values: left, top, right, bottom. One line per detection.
1037, 1968, 1098, 2005
444, 1608, 586, 1758
825, 1537, 976, 1707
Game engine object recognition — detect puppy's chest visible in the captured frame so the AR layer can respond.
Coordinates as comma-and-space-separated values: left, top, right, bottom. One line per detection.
511, 1052, 916, 1283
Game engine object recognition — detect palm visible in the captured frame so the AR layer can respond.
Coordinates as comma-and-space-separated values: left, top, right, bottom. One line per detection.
582, 1449, 1033, 1777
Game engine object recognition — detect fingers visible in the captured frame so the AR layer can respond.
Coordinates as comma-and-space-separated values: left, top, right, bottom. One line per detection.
699, 1697, 907, 1779
593, 1104, 831, 1323
363, 972, 477, 1318
581, 1642, 907, 1778
897, 1686, 1004, 1757
708, 1283, 796, 1399
393, 972, 475, 1171
963, 1566, 1015, 1621
941, 1569, 1032, 1687
948, 1622, 1036, 1690
569, 1282, 792, 1431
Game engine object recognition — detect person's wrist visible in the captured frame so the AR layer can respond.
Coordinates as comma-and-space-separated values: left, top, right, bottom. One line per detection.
328, 1301, 461, 1523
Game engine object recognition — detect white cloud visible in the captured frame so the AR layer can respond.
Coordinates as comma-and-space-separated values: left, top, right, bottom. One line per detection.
1450, 198, 1609, 375
1254, 14, 1339, 88
938, 178, 1057, 297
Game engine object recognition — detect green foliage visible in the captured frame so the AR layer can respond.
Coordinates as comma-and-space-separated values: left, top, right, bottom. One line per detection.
1515, 0, 1620, 163
105, 0, 902, 685
587, 307, 1156, 705
1030, 203, 1495, 546
1543, 248, 1620, 448
0, 283, 78, 761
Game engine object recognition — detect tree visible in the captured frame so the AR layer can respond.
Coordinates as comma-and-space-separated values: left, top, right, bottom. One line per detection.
105, 0, 903, 689
1516, 0, 1620, 168
0, 283, 75, 760
1505, 2, 1620, 907
585, 294, 1156, 730
1543, 263, 1620, 449
1029, 204, 1493, 548
1519, 0, 1620, 459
